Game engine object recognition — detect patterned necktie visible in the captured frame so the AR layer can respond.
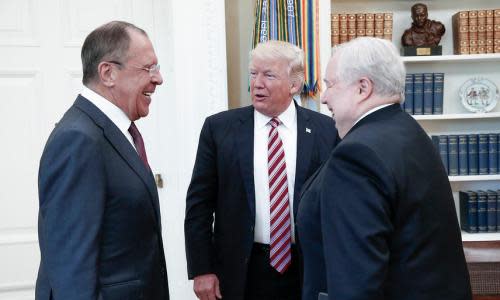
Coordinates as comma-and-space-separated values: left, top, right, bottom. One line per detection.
128, 122, 150, 169
268, 117, 291, 273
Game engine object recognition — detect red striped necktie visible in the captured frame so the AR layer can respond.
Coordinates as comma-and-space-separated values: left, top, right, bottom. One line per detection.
268, 117, 291, 274
128, 122, 150, 169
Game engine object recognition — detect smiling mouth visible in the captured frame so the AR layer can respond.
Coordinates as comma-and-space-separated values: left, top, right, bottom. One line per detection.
143, 91, 153, 97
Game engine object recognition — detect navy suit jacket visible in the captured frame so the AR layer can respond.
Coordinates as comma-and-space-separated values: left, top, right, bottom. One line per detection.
297, 104, 472, 300
36, 96, 169, 300
184, 103, 338, 300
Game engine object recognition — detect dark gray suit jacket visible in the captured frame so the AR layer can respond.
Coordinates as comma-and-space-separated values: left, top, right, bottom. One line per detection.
185, 103, 338, 300
36, 96, 169, 300
298, 104, 471, 300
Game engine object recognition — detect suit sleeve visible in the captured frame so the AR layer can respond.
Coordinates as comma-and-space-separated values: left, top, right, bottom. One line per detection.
320, 141, 396, 300
184, 118, 218, 278
38, 129, 105, 300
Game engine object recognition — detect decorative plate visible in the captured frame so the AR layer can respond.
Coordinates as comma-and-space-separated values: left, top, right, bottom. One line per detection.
459, 77, 499, 113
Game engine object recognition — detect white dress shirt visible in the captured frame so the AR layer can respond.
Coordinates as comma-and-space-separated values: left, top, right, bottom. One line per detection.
253, 101, 297, 244
81, 86, 136, 150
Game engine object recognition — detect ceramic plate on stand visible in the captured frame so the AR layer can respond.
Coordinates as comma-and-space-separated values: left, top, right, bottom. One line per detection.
459, 77, 499, 113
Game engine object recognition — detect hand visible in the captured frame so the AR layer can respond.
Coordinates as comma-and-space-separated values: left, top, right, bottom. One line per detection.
193, 273, 222, 300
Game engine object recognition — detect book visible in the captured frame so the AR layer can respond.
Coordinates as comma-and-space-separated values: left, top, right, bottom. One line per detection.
452, 11, 469, 54
413, 73, 423, 115
432, 135, 449, 173
331, 14, 340, 46
458, 135, 469, 175
477, 190, 488, 232
478, 133, 489, 175
460, 191, 478, 232
468, 134, 479, 175
487, 190, 497, 232
433, 73, 444, 114
497, 189, 500, 232
469, 11, 479, 54
478, 10, 487, 54
486, 10, 494, 53
404, 73, 414, 114
448, 135, 459, 176
384, 13, 393, 41
488, 133, 498, 174
495, 9, 500, 53
365, 13, 374, 37
375, 13, 384, 38
423, 73, 434, 115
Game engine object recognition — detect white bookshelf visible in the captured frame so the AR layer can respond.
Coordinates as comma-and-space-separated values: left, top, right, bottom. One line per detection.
413, 112, 500, 120
461, 232, 500, 242
326, 0, 500, 242
449, 175, 500, 182
402, 53, 500, 63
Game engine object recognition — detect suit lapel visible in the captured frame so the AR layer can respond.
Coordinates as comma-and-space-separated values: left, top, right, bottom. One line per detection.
74, 95, 161, 229
294, 105, 314, 216
235, 107, 256, 220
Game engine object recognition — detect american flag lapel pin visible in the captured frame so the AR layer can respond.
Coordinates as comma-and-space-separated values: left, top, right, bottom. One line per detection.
306, 128, 311, 133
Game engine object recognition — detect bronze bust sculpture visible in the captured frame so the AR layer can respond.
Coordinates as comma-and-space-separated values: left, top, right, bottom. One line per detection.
402, 3, 445, 47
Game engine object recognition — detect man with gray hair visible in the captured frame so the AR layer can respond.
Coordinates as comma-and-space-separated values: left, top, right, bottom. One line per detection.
36, 21, 169, 299
297, 37, 471, 300
185, 40, 338, 300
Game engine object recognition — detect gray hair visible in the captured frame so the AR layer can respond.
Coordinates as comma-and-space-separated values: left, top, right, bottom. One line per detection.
249, 40, 305, 90
331, 37, 406, 102
81, 21, 147, 85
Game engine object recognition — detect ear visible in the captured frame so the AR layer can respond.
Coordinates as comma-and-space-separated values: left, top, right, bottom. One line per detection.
357, 77, 373, 101
97, 61, 116, 87
289, 80, 301, 96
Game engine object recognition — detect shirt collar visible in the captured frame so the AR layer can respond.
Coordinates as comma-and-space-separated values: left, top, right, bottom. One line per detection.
354, 103, 393, 126
254, 100, 297, 129
81, 86, 132, 133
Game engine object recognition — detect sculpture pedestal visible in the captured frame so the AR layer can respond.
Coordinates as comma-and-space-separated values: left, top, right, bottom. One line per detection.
401, 45, 442, 56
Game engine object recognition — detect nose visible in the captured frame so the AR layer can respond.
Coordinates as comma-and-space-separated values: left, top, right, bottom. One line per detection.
252, 73, 264, 89
320, 93, 327, 104
152, 71, 163, 85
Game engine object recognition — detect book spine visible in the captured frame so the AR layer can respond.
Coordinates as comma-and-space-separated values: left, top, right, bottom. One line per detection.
432, 135, 448, 174
413, 73, 423, 115
469, 191, 479, 232
404, 73, 414, 114
448, 135, 459, 176
477, 190, 488, 232
468, 134, 479, 175
486, 10, 494, 53
331, 14, 340, 47
494, 9, 500, 53
497, 190, 500, 231
478, 133, 489, 175
423, 73, 434, 115
469, 10, 479, 54
459, 191, 469, 231
458, 134, 469, 175
487, 190, 497, 232
356, 13, 366, 38
365, 13, 374, 37
375, 13, 384, 38
433, 73, 444, 114
453, 11, 470, 54
340, 14, 348, 44
489, 133, 498, 174
478, 10, 487, 54
347, 14, 356, 41
383, 13, 393, 41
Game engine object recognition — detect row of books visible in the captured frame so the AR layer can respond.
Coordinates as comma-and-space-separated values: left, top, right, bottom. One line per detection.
431, 134, 499, 176
452, 9, 500, 54
460, 190, 500, 233
402, 73, 444, 115
331, 13, 393, 46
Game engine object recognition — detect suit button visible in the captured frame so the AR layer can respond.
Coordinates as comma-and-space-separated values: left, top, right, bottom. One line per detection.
250, 226, 254, 232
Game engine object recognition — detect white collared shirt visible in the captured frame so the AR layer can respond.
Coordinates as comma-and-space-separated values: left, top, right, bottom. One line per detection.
354, 103, 393, 125
80, 86, 136, 150
253, 101, 297, 244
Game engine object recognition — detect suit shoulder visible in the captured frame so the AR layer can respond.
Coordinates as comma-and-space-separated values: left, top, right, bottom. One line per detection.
204, 105, 252, 125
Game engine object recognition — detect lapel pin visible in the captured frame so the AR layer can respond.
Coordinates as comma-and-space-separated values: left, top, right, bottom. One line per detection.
306, 128, 311, 133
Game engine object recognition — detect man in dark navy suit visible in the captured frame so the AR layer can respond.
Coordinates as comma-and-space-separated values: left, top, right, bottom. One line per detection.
36, 21, 169, 300
185, 40, 338, 300
297, 37, 472, 300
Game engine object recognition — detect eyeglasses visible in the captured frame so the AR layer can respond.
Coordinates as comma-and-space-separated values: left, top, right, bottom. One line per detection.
107, 61, 160, 77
